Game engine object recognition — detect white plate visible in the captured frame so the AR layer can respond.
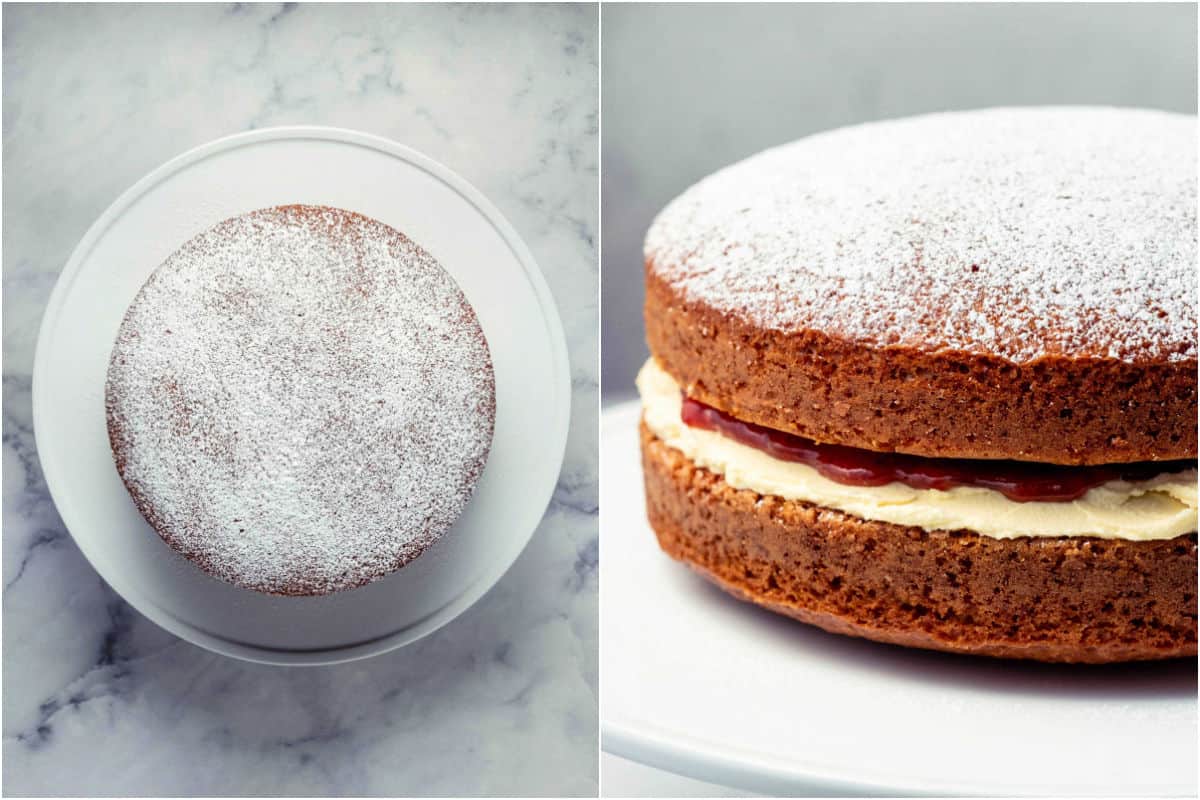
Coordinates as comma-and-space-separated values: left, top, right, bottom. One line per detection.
600, 401, 1197, 797
32, 127, 570, 666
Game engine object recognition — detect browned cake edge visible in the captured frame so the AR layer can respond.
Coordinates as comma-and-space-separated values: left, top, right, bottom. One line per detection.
641, 422, 1198, 663
645, 268, 1198, 465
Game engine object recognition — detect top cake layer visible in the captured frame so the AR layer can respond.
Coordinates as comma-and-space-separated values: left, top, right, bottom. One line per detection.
644, 108, 1198, 464
106, 205, 496, 595
647, 107, 1196, 365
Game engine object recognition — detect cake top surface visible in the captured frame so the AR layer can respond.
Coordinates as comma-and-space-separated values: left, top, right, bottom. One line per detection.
646, 107, 1198, 364
106, 205, 495, 595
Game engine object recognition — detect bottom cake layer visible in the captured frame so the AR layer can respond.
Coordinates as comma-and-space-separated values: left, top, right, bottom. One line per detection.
641, 423, 1198, 663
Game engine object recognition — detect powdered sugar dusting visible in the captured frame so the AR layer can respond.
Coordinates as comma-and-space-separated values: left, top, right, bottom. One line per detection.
106, 205, 496, 595
646, 107, 1197, 364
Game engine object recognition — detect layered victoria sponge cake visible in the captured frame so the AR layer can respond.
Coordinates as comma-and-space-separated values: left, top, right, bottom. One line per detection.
638, 107, 1198, 663
107, 205, 495, 596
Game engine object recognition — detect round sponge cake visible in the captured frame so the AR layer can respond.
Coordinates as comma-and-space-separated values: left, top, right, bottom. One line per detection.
106, 205, 496, 596
640, 107, 1198, 662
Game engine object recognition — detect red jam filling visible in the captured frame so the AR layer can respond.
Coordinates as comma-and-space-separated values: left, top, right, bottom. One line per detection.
680, 395, 1194, 503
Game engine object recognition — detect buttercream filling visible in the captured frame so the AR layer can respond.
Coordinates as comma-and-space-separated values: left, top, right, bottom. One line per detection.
638, 358, 1198, 541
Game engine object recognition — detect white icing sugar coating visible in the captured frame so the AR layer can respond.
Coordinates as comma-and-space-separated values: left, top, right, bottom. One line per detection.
646, 107, 1197, 364
106, 205, 495, 596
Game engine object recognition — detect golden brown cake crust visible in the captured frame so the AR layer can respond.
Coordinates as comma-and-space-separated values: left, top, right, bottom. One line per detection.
641, 423, 1199, 663
646, 270, 1198, 465
643, 108, 1199, 465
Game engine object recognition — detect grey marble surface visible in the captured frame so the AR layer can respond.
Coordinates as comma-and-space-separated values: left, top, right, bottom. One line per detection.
2, 4, 598, 796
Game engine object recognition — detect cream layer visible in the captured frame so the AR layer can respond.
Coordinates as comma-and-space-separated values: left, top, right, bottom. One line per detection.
638, 359, 1197, 541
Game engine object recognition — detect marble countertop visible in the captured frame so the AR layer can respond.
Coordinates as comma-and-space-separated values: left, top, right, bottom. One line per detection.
2, 4, 598, 796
